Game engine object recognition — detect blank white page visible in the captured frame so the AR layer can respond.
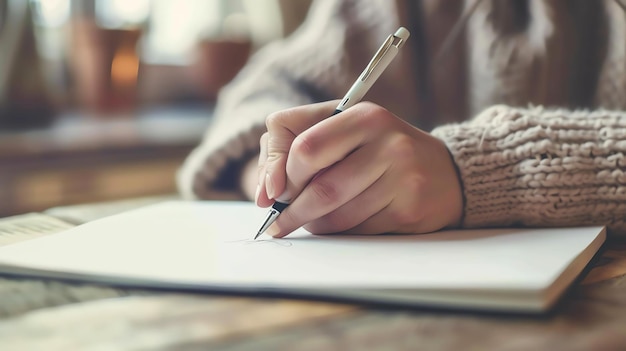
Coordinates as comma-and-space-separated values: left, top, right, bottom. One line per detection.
0, 201, 605, 310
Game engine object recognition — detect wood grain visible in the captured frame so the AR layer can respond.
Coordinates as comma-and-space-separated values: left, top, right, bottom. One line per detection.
582, 243, 626, 285
0, 295, 356, 350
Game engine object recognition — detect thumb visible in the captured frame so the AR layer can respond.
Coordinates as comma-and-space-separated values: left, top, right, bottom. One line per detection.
263, 100, 339, 201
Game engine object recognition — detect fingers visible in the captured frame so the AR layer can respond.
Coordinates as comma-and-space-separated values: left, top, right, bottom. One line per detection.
303, 172, 395, 234
308, 135, 462, 235
263, 101, 339, 201
268, 141, 391, 237
280, 102, 391, 204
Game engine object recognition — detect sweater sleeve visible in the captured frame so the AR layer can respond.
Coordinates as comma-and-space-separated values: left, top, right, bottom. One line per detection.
177, 0, 401, 200
432, 105, 626, 237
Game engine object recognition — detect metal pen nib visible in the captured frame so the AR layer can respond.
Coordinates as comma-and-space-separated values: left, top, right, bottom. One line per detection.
254, 201, 289, 239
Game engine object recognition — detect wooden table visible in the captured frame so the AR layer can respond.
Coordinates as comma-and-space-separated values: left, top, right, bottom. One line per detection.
0, 106, 211, 217
0, 203, 625, 350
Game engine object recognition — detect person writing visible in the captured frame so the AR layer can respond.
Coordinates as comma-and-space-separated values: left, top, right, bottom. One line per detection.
178, 0, 626, 238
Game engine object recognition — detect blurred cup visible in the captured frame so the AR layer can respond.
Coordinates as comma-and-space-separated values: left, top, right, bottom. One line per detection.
68, 18, 141, 115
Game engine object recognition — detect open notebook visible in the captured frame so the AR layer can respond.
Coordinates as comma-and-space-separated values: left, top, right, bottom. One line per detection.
0, 201, 605, 313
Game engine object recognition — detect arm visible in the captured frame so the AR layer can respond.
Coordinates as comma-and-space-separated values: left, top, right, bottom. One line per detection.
177, 0, 402, 200
432, 104, 626, 237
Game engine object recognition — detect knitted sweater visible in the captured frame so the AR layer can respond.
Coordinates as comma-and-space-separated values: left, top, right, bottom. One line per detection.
178, 0, 626, 236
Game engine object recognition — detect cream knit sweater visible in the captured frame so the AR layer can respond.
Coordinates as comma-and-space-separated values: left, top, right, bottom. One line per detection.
179, 0, 626, 237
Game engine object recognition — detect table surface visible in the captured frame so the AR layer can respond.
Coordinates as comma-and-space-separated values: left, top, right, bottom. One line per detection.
0, 200, 625, 351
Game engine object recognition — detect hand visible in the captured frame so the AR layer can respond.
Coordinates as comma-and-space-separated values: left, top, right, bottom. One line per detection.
255, 100, 463, 237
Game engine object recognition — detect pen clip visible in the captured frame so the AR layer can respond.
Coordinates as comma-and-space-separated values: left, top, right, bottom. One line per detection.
361, 33, 406, 82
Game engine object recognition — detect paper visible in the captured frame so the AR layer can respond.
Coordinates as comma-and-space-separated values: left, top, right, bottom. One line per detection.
0, 213, 75, 246
0, 201, 606, 312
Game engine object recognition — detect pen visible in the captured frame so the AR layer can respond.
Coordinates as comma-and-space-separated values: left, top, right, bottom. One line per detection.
254, 27, 410, 239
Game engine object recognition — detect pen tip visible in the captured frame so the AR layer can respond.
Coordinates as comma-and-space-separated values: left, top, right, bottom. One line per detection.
255, 208, 281, 240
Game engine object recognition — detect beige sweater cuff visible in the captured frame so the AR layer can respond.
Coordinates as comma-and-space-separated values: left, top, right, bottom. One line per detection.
432, 105, 626, 236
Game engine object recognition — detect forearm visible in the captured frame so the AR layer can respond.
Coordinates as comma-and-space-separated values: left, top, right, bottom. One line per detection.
433, 105, 626, 237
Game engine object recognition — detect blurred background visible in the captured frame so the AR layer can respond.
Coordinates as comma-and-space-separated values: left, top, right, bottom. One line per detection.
0, 0, 312, 217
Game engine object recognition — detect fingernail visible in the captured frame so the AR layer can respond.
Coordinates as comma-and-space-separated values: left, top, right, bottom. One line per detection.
265, 173, 275, 199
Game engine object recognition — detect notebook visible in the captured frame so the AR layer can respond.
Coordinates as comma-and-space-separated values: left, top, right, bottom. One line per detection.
0, 201, 606, 313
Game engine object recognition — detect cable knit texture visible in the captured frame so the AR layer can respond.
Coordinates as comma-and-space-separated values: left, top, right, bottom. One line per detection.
179, 0, 626, 237
432, 105, 626, 235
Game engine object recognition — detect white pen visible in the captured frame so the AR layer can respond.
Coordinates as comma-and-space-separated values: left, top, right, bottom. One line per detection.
254, 27, 410, 239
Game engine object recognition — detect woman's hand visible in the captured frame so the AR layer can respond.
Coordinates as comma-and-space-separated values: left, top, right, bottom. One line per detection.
255, 100, 463, 237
